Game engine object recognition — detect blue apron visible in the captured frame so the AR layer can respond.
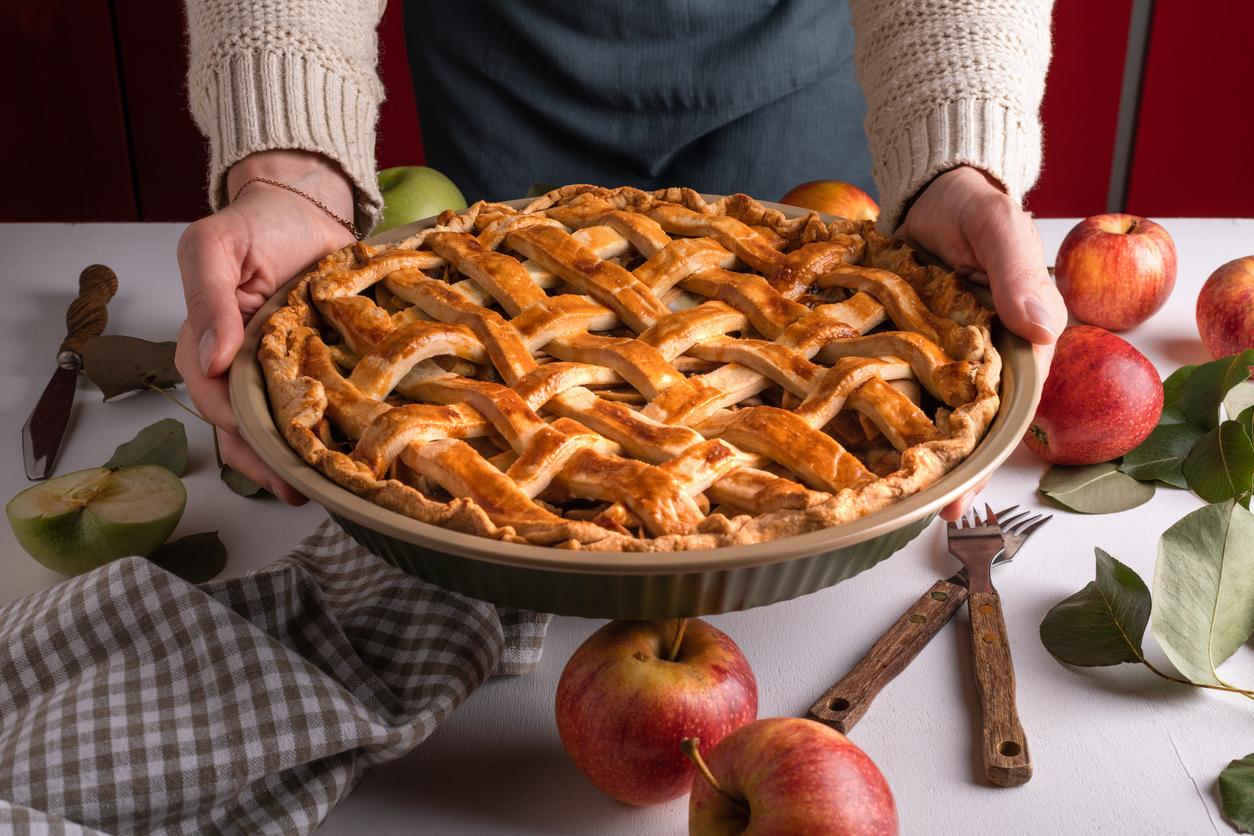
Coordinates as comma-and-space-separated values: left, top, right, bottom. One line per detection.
403, 0, 873, 204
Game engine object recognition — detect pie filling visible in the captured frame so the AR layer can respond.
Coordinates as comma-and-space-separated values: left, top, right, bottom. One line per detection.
260, 185, 1001, 552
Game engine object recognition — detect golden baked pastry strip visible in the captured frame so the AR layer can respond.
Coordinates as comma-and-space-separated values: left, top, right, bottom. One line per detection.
261, 186, 1000, 550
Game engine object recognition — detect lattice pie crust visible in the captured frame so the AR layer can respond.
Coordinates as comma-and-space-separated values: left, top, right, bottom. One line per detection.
260, 186, 1001, 551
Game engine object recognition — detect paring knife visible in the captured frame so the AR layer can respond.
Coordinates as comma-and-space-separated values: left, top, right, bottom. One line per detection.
21, 265, 118, 480
808, 507, 1048, 736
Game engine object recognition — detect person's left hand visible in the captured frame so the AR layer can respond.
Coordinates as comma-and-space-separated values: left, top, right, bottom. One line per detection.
897, 165, 1068, 521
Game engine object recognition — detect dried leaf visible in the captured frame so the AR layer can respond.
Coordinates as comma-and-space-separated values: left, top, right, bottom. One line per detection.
1226, 380, 1254, 423
1158, 365, 1198, 425
1163, 364, 1198, 404
1238, 404, 1254, 438
211, 429, 268, 498
104, 419, 188, 476
1119, 423, 1205, 488
1039, 548, 1150, 667
1220, 753, 1254, 833
147, 531, 227, 583
1182, 420, 1254, 503
221, 464, 266, 498
1177, 349, 1254, 430
82, 335, 181, 400
1152, 501, 1254, 687
1039, 462, 1155, 514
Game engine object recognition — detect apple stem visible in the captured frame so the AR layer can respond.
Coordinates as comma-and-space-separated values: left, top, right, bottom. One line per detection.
680, 738, 750, 815
667, 618, 688, 662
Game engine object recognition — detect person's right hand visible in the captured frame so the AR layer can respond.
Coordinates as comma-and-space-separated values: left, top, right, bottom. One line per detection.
175, 150, 357, 504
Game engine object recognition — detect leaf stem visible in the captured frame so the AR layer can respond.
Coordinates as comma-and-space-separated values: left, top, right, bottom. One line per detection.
145, 384, 210, 425
1140, 660, 1254, 700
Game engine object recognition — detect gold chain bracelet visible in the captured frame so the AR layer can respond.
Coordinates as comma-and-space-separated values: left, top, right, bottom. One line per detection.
231, 176, 360, 239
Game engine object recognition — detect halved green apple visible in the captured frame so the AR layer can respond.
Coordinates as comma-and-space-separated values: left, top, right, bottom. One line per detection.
6, 465, 186, 576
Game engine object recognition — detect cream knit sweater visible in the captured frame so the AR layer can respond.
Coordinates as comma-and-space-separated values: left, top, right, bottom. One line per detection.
185, 0, 1053, 232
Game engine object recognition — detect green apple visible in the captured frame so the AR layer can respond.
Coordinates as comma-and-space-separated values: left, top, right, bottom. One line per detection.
6, 465, 186, 576
375, 166, 468, 234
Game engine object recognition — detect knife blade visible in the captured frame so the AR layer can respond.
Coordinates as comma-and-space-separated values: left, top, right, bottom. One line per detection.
21, 265, 118, 480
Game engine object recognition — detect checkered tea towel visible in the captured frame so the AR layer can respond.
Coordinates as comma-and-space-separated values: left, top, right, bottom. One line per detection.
0, 518, 551, 835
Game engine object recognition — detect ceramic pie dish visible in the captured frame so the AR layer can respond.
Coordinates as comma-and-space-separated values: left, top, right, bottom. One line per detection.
228, 193, 1038, 619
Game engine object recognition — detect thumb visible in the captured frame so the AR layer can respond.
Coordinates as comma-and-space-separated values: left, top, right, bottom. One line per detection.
974, 213, 1067, 346
176, 219, 247, 377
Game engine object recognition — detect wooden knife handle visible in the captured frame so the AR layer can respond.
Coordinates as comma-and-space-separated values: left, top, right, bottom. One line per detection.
809, 578, 968, 733
60, 264, 118, 358
968, 589, 1032, 786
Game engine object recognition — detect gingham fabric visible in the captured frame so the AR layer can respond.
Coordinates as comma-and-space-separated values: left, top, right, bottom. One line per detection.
0, 518, 550, 835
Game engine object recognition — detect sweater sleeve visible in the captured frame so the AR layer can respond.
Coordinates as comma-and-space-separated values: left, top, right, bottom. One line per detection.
184, 0, 388, 231
848, 0, 1054, 230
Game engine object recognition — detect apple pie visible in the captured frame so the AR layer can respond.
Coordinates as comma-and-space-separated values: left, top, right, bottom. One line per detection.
260, 185, 1000, 551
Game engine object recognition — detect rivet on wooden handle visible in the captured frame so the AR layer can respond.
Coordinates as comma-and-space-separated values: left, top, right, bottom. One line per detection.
60, 264, 119, 358
809, 578, 968, 734
967, 589, 1032, 787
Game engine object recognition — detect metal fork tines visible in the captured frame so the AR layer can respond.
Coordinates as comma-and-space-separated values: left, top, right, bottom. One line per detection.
948, 505, 1052, 584
947, 504, 1008, 593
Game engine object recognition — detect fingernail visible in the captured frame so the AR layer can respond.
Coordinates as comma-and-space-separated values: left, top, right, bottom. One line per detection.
198, 328, 219, 375
1024, 299, 1058, 339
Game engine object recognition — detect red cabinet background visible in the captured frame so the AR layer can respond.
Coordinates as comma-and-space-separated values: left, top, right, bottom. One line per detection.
1024, 0, 1133, 217
2, 0, 1249, 223
1124, 1, 1254, 217
4, 2, 137, 221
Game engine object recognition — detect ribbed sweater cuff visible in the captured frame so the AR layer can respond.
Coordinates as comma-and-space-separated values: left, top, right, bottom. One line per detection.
195, 49, 384, 232
875, 99, 1042, 231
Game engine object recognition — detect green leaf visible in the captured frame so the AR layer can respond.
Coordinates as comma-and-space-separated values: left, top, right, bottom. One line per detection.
1152, 501, 1254, 686
1119, 423, 1206, 488
1039, 462, 1156, 514
1039, 548, 1151, 667
1177, 349, 1254, 430
221, 464, 266, 498
81, 335, 182, 400
1226, 380, 1254, 422
1220, 753, 1254, 833
1238, 408, 1254, 512
1239, 405, 1254, 438
1163, 364, 1198, 406
104, 419, 188, 476
1182, 420, 1254, 503
147, 531, 227, 583
1159, 365, 1199, 425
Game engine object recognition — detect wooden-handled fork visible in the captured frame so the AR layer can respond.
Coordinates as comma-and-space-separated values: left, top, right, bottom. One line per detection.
809, 506, 1047, 786
947, 505, 1032, 786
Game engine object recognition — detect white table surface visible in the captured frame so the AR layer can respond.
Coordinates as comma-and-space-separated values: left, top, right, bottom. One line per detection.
2, 219, 1251, 835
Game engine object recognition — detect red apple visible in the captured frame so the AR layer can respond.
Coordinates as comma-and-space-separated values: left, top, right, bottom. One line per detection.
1054, 214, 1177, 330
555, 618, 757, 806
780, 180, 879, 222
1197, 256, 1254, 358
1023, 325, 1163, 465
684, 718, 898, 836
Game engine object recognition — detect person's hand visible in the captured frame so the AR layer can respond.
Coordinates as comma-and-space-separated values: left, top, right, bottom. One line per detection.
175, 150, 357, 504
897, 165, 1068, 521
